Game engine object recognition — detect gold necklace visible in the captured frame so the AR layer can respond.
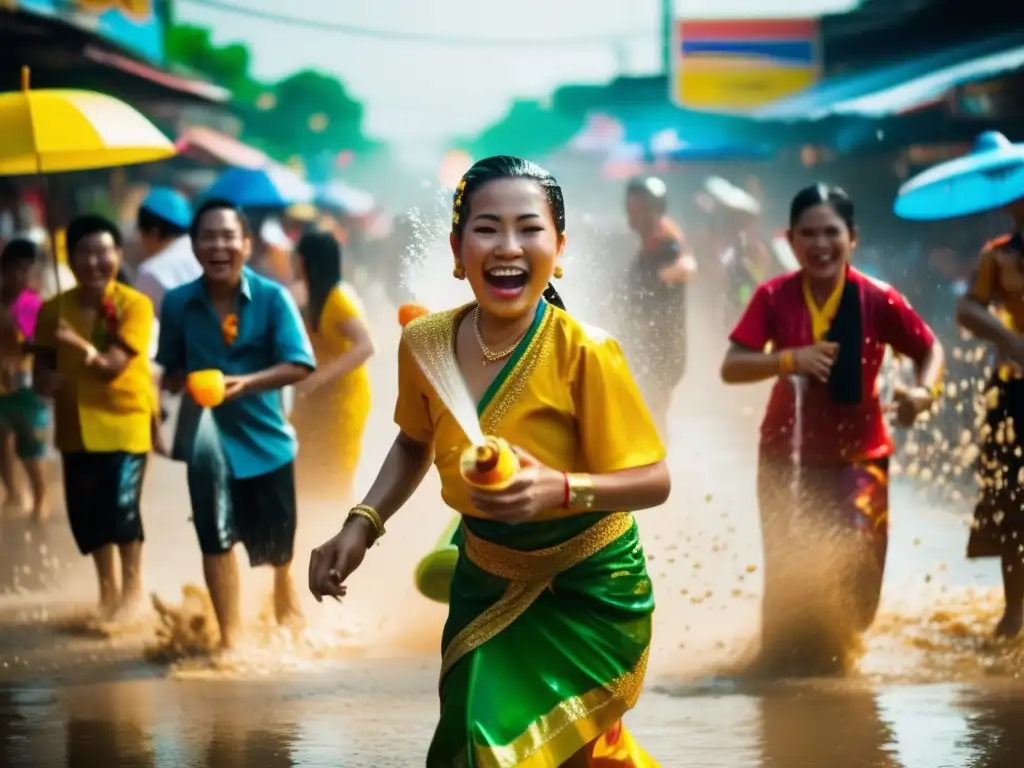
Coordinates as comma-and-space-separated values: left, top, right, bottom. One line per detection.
472, 306, 524, 365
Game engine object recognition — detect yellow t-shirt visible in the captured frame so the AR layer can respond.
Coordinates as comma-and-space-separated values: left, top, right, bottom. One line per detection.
35, 282, 155, 454
395, 302, 666, 521
309, 283, 371, 391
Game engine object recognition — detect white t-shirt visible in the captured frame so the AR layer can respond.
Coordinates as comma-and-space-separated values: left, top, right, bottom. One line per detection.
134, 236, 203, 362
134, 236, 202, 318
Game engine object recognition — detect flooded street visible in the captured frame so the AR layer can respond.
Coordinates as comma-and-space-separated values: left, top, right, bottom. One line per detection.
0, 290, 1021, 767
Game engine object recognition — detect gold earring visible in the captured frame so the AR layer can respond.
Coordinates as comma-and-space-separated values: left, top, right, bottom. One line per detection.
452, 262, 466, 280
553, 265, 564, 279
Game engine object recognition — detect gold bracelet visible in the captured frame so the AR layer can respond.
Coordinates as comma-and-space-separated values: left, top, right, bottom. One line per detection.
567, 474, 596, 510
779, 349, 795, 375
347, 504, 385, 543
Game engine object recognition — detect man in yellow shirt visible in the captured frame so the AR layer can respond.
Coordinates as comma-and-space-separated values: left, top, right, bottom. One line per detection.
33, 215, 155, 622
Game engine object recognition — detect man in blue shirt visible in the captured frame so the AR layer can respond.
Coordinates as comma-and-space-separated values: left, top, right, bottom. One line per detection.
157, 199, 315, 652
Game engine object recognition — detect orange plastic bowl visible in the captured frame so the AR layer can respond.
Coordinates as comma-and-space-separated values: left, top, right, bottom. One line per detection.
187, 369, 226, 408
398, 303, 429, 328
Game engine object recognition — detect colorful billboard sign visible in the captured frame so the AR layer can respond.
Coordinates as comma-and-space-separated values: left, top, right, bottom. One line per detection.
14, 0, 165, 63
672, 18, 821, 112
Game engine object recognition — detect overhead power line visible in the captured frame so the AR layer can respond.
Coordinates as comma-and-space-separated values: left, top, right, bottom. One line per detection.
179, 0, 655, 47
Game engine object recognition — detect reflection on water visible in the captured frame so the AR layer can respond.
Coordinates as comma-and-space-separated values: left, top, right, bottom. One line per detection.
758, 686, 898, 768
950, 687, 1024, 768
0, 676, 1022, 766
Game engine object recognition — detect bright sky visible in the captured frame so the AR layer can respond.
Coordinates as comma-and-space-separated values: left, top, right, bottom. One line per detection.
177, 0, 859, 151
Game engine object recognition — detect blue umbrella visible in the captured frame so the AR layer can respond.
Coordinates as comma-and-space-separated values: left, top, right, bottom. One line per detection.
894, 131, 1024, 221
316, 180, 375, 216
203, 164, 314, 209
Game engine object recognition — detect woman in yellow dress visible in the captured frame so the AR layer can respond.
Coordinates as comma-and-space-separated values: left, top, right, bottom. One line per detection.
290, 231, 375, 502
308, 156, 670, 767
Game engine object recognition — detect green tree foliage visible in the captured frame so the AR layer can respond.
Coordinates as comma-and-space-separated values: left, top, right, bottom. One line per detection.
248, 70, 372, 156
465, 99, 580, 160
166, 24, 261, 102
166, 24, 371, 162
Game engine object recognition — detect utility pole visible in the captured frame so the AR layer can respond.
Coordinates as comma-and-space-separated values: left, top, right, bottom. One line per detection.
661, 0, 673, 75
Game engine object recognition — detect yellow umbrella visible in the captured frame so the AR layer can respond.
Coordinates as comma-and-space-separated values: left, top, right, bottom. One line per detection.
0, 67, 176, 176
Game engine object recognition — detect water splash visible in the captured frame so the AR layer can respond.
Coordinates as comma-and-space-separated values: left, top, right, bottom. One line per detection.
790, 374, 806, 499
397, 187, 485, 446
408, 340, 484, 447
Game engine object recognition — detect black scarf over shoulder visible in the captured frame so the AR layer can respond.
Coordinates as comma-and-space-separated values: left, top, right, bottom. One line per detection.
824, 276, 862, 405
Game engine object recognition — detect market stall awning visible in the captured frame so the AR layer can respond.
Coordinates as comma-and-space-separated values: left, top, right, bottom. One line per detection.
175, 126, 269, 170
614, 107, 777, 163
84, 47, 231, 104
757, 32, 1024, 121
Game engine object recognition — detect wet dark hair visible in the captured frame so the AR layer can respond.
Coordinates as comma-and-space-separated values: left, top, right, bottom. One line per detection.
0, 238, 38, 271
626, 176, 668, 214
788, 184, 856, 232
137, 207, 187, 240
189, 198, 252, 242
66, 214, 123, 256
451, 155, 566, 311
297, 231, 342, 332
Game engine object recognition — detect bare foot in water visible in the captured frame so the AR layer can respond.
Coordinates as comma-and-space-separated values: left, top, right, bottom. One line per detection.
98, 596, 121, 624
273, 570, 305, 631
30, 500, 49, 525
995, 609, 1023, 639
108, 596, 148, 626
2, 493, 26, 518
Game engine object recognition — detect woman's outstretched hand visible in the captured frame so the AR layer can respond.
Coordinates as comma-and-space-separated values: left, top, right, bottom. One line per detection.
469, 447, 565, 524
307, 517, 375, 602
889, 385, 933, 428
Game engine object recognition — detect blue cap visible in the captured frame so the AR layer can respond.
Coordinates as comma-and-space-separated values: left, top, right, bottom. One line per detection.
140, 187, 192, 229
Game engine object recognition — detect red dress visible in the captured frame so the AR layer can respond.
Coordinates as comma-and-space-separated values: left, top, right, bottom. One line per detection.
729, 265, 936, 668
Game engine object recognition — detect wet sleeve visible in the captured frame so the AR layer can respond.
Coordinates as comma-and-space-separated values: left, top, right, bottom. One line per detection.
729, 283, 774, 351
575, 333, 666, 473
271, 287, 316, 369
393, 332, 434, 444
967, 249, 996, 304
879, 286, 935, 361
117, 292, 154, 358
154, 294, 184, 372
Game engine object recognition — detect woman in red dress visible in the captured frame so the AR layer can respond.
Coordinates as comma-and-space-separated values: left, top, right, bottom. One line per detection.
720, 184, 945, 675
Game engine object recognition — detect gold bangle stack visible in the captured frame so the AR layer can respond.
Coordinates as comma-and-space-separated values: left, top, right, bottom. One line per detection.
567, 474, 596, 510
347, 504, 385, 544
779, 350, 795, 375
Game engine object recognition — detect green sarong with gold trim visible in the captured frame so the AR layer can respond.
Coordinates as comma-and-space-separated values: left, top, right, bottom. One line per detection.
426, 512, 654, 767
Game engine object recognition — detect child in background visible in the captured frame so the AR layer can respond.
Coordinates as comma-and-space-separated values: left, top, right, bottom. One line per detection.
0, 239, 49, 521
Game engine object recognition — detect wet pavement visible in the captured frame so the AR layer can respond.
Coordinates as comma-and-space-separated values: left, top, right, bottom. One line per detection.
0, 284, 1021, 766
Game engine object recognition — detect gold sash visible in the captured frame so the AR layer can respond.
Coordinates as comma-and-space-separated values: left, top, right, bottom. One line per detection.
439, 512, 634, 683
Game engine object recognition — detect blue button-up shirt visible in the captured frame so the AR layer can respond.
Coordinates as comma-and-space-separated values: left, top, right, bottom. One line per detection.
156, 267, 316, 479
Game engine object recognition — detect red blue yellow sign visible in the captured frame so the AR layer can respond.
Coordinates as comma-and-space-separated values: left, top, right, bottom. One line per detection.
672, 18, 821, 112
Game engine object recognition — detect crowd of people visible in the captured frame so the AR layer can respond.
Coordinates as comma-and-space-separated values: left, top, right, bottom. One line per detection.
0, 148, 1021, 765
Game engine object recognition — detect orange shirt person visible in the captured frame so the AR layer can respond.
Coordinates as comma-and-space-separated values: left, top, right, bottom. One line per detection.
956, 223, 1024, 638
33, 215, 155, 623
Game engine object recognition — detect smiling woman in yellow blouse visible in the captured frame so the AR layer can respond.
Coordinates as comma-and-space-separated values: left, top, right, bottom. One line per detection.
309, 156, 670, 767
